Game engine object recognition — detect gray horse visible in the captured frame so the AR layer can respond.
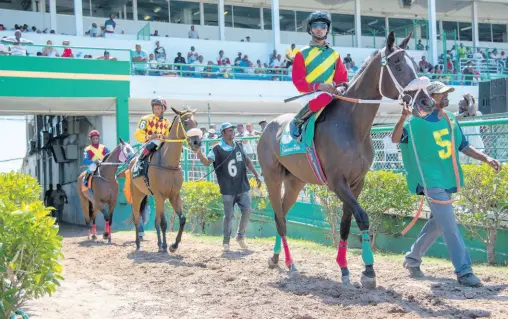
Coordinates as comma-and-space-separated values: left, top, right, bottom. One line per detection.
257, 31, 435, 289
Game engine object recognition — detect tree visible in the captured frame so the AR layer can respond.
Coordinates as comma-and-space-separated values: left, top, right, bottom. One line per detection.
181, 181, 222, 233
456, 164, 508, 265
358, 170, 419, 249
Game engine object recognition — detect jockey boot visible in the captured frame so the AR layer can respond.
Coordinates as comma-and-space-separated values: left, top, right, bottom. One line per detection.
290, 104, 313, 141
139, 142, 157, 162
83, 171, 92, 187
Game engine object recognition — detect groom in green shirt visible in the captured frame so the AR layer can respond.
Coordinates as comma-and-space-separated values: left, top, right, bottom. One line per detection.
392, 81, 501, 287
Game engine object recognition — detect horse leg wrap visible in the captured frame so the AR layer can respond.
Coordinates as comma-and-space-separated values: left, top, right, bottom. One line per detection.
92, 225, 97, 235
282, 236, 293, 267
87, 228, 91, 239
156, 227, 162, 247
274, 234, 282, 255
361, 230, 374, 265
336, 240, 348, 268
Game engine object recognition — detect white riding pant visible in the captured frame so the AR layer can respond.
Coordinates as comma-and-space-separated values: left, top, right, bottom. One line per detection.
87, 162, 97, 173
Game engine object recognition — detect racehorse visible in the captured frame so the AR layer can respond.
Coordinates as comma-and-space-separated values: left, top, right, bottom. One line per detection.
124, 107, 202, 252
257, 31, 435, 288
77, 138, 135, 243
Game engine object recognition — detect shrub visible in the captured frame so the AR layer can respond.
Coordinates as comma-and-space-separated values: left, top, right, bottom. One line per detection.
0, 173, 63, 318
181, 181, 222, 233
457, 164, 508, 264
308, 185, 342, 246
358, 170, 419, 249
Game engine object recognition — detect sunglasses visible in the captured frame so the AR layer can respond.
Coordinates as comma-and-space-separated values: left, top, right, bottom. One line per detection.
311, 22, 328, 30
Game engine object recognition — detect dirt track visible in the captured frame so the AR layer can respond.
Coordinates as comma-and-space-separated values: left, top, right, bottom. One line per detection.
24, 225, 507, 319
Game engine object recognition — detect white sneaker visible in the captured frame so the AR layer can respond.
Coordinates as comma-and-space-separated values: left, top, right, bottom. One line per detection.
223, 244, 230, 252
236, 237, 248, 250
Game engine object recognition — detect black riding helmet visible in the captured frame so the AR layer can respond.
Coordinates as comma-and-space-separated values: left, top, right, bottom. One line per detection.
307, 11, 332, 40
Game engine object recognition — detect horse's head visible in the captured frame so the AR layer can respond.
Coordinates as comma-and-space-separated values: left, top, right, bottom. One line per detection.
117, 137, 135, 163
171, 107, 202, 152
380, 31, 435, 116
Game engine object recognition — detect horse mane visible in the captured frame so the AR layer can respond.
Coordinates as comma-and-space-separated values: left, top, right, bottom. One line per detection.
348, 50, 379, 86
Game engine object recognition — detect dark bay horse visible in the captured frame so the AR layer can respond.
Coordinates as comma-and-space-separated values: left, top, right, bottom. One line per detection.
78, 138, 135, 243
124, 107, 202, 252
257, 32, 435, 288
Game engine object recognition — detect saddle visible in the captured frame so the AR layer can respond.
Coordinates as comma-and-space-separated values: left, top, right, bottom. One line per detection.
280, 110, 327, 185
132, 151, 156, 195
81, 173, 94, 193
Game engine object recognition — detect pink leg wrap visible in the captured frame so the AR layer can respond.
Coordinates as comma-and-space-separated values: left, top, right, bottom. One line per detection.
309, 93, 333, 112
88, 229, 91, 238
282, 237, 293, 267
336, 240, 348, 268
105, 223, 110, 234
92, 224, 97, 235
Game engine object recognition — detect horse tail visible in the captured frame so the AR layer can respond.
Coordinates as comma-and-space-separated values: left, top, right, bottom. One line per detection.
140, 196, 149, 225
123, 169, 133, 204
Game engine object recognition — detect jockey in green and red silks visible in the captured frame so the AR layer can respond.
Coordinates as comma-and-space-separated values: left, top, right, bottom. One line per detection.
290, 11, 349, 141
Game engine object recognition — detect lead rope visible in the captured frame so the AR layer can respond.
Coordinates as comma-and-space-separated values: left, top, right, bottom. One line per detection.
400, 111, 461, 236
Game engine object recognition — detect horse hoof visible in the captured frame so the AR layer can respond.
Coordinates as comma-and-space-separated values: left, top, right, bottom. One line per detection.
289, 264, 300, 278
169, 245, 178, 253
158, 248, 167, 253
360, 272, 376, 289
340, 276, 353, 288
108, 238, 112, 244
92, 235, 97, 240
136, 247, 142, 252
268, 257, 278, 269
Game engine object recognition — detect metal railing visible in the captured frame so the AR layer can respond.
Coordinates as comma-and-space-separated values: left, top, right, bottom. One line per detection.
141, 118, 507, 202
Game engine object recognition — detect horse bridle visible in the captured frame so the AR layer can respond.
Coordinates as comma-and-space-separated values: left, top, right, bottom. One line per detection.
339, 46, 430, 110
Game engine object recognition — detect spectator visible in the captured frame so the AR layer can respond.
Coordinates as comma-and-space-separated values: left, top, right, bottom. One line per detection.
188, 25, 199, 39
42, 40, 59, 57
234, 52, 242, 64
350, 60, 358, 72
0, 42, 8, 55
174, 52, 186, 70
132, 44, 148, 75
473, 48, 483, 60
207, 129, 218, 140
258, 120, 267, 132
254, 60, 264, 74
61, 40, 74, 58
202, 61, 215, 78
193, 55, 205, 74
236, 124, 245, 137
241, 124, 256, 160
0, 24, 4, 31
22, 24, 29, 32
44, 184, 54, 207
489, 49, 501, 60
217, 50, 230, 65
51, 184, 68, 223
456, 93, 484, 163
239, 55, 250, 69
87, 23, 101, 37
30, 26, 37, 32
188, 46, 199, 63
269, 49, 277, 65
343, 53, 352, 65
270, 54, 284, 68
104, 14, 116, 34
200, 127, 207, 136
458, 43, 467, 60
148, 53, 159, 75
472, 72, 481, 85
97, 50, 117, 60
154, 40, 166, 63
416, 39, 424, 50
245, 36, 251, 42
285, 44, 296, 68
419, 56, 430, 72
153, 30, 159, 36
462, 61, 474, 85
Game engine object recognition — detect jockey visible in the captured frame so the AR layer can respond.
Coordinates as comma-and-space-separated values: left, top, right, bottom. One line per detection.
83, 130, 109, 187
134, 96, 172, 165
290, 11, 349, 140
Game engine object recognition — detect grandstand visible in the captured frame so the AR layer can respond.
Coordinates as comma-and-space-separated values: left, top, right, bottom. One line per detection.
0, 0, 507, 226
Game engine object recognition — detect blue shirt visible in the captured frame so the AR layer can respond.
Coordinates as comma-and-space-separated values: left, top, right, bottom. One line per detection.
132, 50, 148, 70
400, 109, 469, 194
207, 139, 235, 162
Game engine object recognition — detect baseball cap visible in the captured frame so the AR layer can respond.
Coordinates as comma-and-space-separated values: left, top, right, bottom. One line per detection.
220, 122, 234, 132
427, 81, 455, 95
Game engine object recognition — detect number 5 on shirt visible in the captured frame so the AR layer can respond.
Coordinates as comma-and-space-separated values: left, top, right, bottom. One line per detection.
433, 128, 452, 159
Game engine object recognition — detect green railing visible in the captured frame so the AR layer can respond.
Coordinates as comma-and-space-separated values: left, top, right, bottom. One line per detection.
159, 118, 508, 202
137, 23, 150, 41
